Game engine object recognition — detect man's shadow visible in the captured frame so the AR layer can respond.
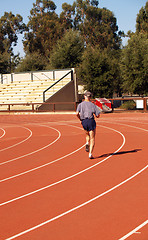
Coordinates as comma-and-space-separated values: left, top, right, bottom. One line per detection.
94, 149, 142, 159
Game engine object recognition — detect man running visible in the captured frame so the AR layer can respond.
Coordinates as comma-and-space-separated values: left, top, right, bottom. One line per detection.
76, 91, 100, 159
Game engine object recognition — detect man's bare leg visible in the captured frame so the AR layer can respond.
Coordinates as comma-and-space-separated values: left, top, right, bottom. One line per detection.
85, 130, 90, 144
85, 130, 90, 152
89, 129, 96, 158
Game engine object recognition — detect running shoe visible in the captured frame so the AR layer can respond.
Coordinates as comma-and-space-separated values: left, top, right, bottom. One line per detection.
85, 144, 89, 152
89, 153, 94, 159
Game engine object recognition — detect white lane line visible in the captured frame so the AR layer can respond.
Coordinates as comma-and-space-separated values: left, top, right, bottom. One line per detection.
100, 120, 148, 133
0, 126, 32, 152
0, 124, 84, 183
118, 219, 148, 240
0, 128, 6, 139
0, 125, 61, 166
5, 165, 148, 240
0, 124, 125, 205
0, 143, 85, 184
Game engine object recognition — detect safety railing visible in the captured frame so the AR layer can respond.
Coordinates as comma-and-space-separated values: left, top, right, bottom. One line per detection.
108, 97, 148, 112
0, 102, 77, 113
43, 70, 73, 102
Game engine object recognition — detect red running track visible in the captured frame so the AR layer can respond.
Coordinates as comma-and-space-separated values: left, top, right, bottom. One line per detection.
0, 112, 148, 240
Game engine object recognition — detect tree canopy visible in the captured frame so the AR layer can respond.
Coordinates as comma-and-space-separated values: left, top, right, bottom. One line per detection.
49, 29, 84, 69
23, 0, 61, 58
136, 1, 148, 34
121, 32, 148, 96
77, 46, 118, 98
0, 11, 26, 72
0, 0, 147, 98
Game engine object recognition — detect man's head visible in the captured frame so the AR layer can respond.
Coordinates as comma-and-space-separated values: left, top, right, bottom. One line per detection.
84, 91, 92, 99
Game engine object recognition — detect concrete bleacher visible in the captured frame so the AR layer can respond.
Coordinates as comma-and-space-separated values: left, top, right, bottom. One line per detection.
0, 69, 73, 111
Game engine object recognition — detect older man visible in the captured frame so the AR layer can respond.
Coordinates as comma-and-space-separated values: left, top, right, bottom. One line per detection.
76, 91, 100, 159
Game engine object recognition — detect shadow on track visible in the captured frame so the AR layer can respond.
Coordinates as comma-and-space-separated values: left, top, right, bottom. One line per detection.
94, 149, 142, 159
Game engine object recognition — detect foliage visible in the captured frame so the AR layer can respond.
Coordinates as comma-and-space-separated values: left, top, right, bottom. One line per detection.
120, 100, 136, 110
16, 52, 47, 72
0, 52, 9, 73
136, 1, 148, 34
48, 29, 84, 69
77, 46, 119, 98
23, 0, 62, 58
0, 12, 26, 52
0, 12, 26, 73
0, 0, 147, 100
121, 33, 148, 96
60, 0, 123, 50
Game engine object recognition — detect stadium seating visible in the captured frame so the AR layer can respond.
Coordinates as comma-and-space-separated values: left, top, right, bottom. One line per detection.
0, 71, 72, 110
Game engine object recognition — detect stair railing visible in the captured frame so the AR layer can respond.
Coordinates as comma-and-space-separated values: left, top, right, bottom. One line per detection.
43, 70, 73, 102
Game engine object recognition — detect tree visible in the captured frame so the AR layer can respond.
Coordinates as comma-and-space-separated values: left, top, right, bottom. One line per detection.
77, 46, 119, 98
59, 3, 75, 31
0, 12, 26, 73
60, 0, 123, 50
121, 33, 148, 96
16, 52, 47, 72
23, 0, 62, 58
136, 1, 148, 34
49, 29, 84, 69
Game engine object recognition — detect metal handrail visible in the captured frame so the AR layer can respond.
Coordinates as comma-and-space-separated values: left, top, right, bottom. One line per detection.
43, 70, 73, 102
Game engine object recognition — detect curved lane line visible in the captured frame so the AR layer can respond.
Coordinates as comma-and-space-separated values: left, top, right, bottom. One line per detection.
0, 124, 85, 183
0, 126, 32, 152
0, 124, 125, 205
118, 219, 148, 240
100, 120, 148, 133
0, 125, 61, 166
0, 128, 6, 139
5, 165, 148, 240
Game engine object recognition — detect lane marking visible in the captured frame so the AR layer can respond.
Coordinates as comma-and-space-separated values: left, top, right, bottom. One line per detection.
0, 126, 32, 152
100, 120, 148, 133
0, 124, 125, 205
0, 125, 61, 166
0, 128, 6, 139
0, 124, 85, 183
5, 165, 148, 240
118, 219, 148, 240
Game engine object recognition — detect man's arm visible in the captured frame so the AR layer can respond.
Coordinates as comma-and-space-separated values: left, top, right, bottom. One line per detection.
76, 111, 81, 121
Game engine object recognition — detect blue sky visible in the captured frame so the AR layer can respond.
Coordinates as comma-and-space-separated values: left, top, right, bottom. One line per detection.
0, 0, 147, 56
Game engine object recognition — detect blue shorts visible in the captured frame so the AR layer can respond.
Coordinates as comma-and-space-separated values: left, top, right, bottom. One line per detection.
81, 118, 96, 131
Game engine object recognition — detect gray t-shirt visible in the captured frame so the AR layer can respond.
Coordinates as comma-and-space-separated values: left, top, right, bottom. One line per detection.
76, 101, 100, 120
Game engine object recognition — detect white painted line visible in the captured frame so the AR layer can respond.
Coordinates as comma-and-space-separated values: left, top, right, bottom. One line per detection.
0, 126, 32, 152
0, 128, 6, 139
118, 219, 148, 240
0, 143, 85, 184
0, 125, 61, 166
5, 165, 148, 240
0, 124, 84, 182
0, 125, 125, 205
101, 120, 148, 133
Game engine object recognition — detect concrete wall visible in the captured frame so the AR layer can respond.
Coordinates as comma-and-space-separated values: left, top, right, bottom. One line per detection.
0, 69, 74, 84
38, 81, 76, 111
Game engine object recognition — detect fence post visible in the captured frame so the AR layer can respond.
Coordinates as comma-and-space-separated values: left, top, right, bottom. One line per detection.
31, 72, 33, 82
11, 73, 13, 83
1, 74, 3, 84
53, 71, 55, 81
144, 98, 147, 112
111, 99, 114, 112
8, 104, 10, 112
43, 92, 45, 102
32, 104, 34, 112
74, 102, 77, 111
